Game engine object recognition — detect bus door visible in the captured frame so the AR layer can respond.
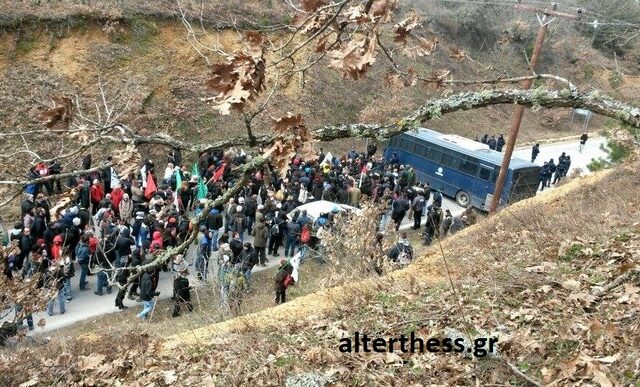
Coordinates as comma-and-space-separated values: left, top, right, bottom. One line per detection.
474, 164, 493, 209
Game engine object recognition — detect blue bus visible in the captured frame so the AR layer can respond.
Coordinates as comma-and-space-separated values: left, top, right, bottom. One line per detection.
384, 128, 540, 210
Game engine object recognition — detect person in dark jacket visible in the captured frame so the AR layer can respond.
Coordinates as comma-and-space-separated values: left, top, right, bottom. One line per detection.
75, 235, 91, 291
546, 159, 556, 188
252, 215, 268, 266
240, 243, 259, 286
440, 209, 453, 237
496, 134, 506, 152
531, 143, 540, 163
172, 268, 193, 317
229, 232, 244, 263
274, 260, 294, 305
579, 132, 588, 152
284, 218, 301, 258
423, 204, 443, 246
137, 268, 159, 321
115, 228, 135, 267
127, 248, 143, 300
20, 195, 34, 225
206, 208, 224, 252
114, 255, 130, 310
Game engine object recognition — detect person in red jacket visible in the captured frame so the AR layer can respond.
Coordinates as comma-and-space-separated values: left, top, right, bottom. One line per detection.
51, 234, 63, 262
150, 231, 164, 252
110, 184, 124, 216
90, 179, 104, 215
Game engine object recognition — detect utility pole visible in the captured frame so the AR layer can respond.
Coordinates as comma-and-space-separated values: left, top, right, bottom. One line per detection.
488, 3, 581, 214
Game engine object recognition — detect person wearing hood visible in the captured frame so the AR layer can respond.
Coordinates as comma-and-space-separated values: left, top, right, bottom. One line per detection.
150, 230, 163, 253
387, 232, 413, 263
51, 234, 64, 262
110, 184, 125, 214
119, 193, 133, 221
20, 194, 34, 224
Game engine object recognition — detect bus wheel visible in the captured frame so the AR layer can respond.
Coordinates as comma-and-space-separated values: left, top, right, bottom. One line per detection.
455, 191, 470, 207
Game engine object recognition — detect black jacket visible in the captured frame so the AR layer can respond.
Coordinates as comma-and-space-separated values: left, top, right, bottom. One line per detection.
206, 211, 223, 230
139, 271, 158, 301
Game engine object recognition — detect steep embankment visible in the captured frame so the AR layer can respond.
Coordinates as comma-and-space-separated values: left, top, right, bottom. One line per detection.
1, 161, 638, 386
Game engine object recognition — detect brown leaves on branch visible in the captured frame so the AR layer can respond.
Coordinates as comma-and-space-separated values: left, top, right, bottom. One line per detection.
328, 36, 377, 80
402, 36, 438, 58
205, 33, 266, 115
266, 113, 316, 178
394, 13, 419, 44
38, 96, 74, 130
424, 69, 451, 89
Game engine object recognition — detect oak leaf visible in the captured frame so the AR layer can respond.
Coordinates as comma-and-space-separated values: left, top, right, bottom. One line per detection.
394, 13, 419, 44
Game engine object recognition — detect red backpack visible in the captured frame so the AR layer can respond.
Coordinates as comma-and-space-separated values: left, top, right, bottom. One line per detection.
300, 227, 311, 244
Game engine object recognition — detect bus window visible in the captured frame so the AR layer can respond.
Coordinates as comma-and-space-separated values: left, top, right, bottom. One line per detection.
478, 166, 491, 181
441, 151, 461, 169
415, 143, 426, 157
428, 147, 443, 163
490, 168, 499, 183
400, 138, 411, 150
459, 157, 479, 176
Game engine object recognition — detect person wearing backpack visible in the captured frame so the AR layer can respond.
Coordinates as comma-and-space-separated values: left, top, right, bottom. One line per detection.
411, 191, 426, 230
387, 232, 414, 264
274, 260, 294, 305
268, 217, 283, 258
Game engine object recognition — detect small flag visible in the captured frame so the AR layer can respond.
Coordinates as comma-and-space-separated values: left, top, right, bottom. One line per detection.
212, 163, 226, 183
144, 171, 156, 199
175, 168, 183, 191
191, 163, 199, 178
197, 177, 208, 200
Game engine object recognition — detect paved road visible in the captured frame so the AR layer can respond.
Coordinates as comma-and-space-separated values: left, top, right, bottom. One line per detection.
9, 137, 609, 334
6, 234, 281, 335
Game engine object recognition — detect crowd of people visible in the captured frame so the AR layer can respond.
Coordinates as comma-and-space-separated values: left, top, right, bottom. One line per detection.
2, 142, 478, 330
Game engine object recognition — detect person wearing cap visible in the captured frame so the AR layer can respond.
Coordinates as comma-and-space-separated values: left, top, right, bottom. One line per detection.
231, 205, 247, 242
172, 268, 193, 317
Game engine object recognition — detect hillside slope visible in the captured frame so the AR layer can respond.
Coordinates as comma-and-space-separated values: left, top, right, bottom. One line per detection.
1, 160, 638, 386
1, 2, 639, 166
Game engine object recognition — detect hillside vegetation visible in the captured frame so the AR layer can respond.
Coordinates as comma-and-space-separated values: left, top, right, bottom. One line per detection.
1, 158, 639, 385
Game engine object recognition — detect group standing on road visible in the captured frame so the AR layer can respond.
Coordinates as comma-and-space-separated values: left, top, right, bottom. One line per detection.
2, 139, 483, 331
